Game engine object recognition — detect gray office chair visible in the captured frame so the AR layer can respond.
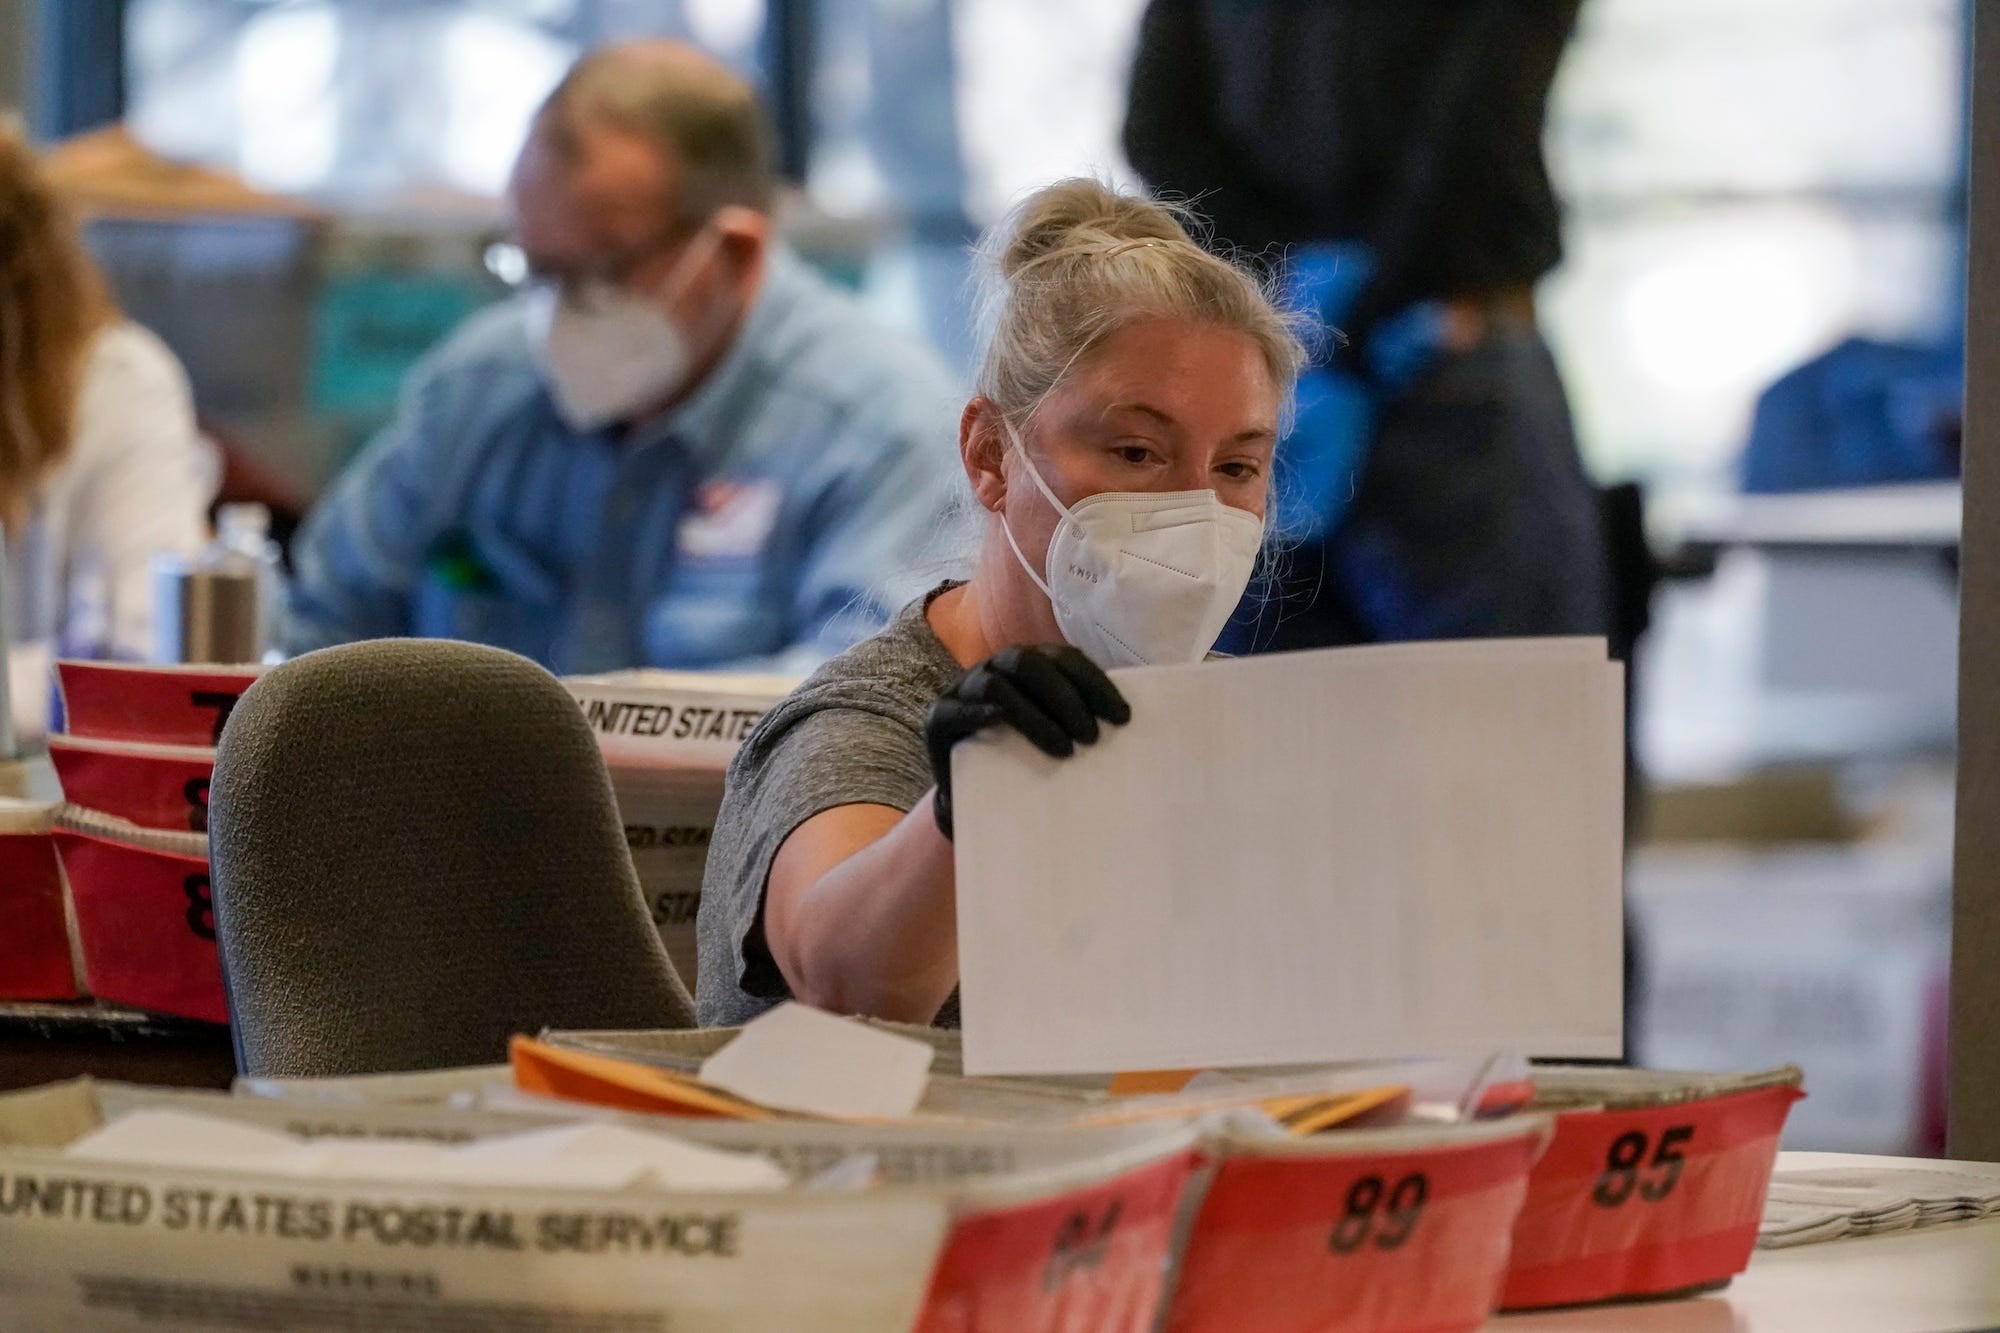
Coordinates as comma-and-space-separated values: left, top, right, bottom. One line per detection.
208, 638, 696, 1077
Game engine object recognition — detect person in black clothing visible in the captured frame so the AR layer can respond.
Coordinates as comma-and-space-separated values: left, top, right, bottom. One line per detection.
1126, 4, 1644, 1062
1123, 0, 1610, 650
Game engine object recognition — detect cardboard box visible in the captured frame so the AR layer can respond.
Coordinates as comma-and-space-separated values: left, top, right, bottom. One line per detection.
1630, 836, 1946, 1153
607, 767, 727, 991
1644, 767, 1859, 845
565, 672, 795, 995
564, 671, 792, 773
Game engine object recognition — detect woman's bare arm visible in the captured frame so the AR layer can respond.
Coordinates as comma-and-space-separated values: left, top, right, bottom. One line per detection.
762, 794, 958, 1022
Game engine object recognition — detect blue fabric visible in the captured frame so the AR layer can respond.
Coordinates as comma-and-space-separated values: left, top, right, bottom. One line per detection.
1739, 335, 1963, 494
1265, 243, 1446, 545
1226, 322, 1608, 653
283, 251, 966, 675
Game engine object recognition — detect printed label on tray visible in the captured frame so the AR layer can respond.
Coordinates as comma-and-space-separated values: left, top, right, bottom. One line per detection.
913, 1149, 1195, 1333
0, 1156, 949, 1332
567, 679, 786, 771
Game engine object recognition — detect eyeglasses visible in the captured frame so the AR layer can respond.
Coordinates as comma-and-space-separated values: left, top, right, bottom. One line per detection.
485, 221, 702, 300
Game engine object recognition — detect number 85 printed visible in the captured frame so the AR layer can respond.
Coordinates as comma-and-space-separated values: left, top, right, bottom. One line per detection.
1592, 1126, 1695, 1208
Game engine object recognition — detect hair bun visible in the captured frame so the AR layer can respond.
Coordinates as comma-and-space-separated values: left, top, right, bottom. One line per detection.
998, 177, 1193, 280
972, 178, 1306, 433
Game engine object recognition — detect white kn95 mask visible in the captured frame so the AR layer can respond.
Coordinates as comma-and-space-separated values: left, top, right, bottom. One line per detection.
526, 227, 722, 431
1000, 427, 1263, 669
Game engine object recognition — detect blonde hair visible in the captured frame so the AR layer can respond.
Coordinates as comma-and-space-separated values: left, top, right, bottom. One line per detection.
973, 178, 1308, 430
0, 120, 116, 531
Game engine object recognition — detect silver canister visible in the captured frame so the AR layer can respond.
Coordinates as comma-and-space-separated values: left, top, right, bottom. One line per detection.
153, 555, 263, 665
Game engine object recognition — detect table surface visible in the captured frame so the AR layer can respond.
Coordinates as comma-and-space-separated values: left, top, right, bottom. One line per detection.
1667, 481, 1962, 550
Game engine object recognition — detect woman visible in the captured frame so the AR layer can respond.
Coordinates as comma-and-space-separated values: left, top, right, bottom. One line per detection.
696, 179, 1305, 1026
0, 122, 217, 738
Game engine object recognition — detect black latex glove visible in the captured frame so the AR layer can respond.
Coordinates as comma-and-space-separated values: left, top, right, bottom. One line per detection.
924, 644, 1131, 840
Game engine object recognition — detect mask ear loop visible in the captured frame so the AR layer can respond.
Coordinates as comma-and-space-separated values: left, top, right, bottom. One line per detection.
999, 510, 1055, 600
996, 421, 1072, 600
654, 221, 724, 303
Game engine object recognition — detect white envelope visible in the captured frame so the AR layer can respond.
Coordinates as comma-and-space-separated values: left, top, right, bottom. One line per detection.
951, 639, 1626, 1075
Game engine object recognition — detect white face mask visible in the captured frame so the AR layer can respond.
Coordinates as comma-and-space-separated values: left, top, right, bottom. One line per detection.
525, 227, 720, 431
999, 426, 1264, 668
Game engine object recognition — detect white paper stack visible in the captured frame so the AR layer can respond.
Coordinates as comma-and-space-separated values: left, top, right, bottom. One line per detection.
1759, 1152, 2000, 1248
951, 638, 1627, 1076
66, 1108, 791, 1192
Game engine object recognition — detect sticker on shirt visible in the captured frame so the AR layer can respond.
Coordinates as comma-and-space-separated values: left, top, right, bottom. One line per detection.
678, 479, 784, 560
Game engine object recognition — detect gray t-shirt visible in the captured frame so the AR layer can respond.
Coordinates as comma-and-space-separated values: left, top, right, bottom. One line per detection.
696, 584, 964, 1027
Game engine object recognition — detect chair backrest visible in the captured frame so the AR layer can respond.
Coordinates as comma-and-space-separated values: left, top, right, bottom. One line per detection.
209, 638, 695, 1077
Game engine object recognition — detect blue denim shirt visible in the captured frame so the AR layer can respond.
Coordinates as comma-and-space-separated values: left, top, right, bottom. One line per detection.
283, 252, 966, 675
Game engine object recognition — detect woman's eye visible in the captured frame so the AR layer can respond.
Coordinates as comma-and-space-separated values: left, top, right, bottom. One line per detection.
1219, 462, 1262, 481
1115, 445, 1155, 465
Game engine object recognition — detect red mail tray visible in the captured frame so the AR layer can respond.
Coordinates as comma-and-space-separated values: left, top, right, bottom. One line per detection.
57, 660, 262, 747
54, 826, 223, 1024
1167, 1117, 1546, 1333
50, 736, 215, 834
1501, 1067, 1804, 1310
0, 806, 75, 1000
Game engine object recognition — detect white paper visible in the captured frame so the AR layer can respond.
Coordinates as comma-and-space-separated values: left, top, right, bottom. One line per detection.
7, 637, 49, 749
65, 1109, 310, 1173
951, 639, 1627, 1075
699, 1003, 936, 1120
1760, 1151, 2000, 1248
68, 1109, 788, 1192
444, 1122, 788, 1192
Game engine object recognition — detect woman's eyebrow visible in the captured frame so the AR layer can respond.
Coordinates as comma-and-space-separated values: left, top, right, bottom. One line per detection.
1104, 403, 1275, 444
1106, 402, 1178, 427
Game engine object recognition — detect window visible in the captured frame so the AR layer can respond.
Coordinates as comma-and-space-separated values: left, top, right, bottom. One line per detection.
1542, 0, 1966, 483
120, 0, 1969, 480
125, 0, 770, 203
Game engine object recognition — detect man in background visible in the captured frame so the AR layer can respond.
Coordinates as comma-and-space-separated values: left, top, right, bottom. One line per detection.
1124, 0, 1609, 650
286, 42, 962, 674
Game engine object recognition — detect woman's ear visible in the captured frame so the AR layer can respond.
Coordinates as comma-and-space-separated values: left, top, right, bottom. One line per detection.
961, 397, 1010, 513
